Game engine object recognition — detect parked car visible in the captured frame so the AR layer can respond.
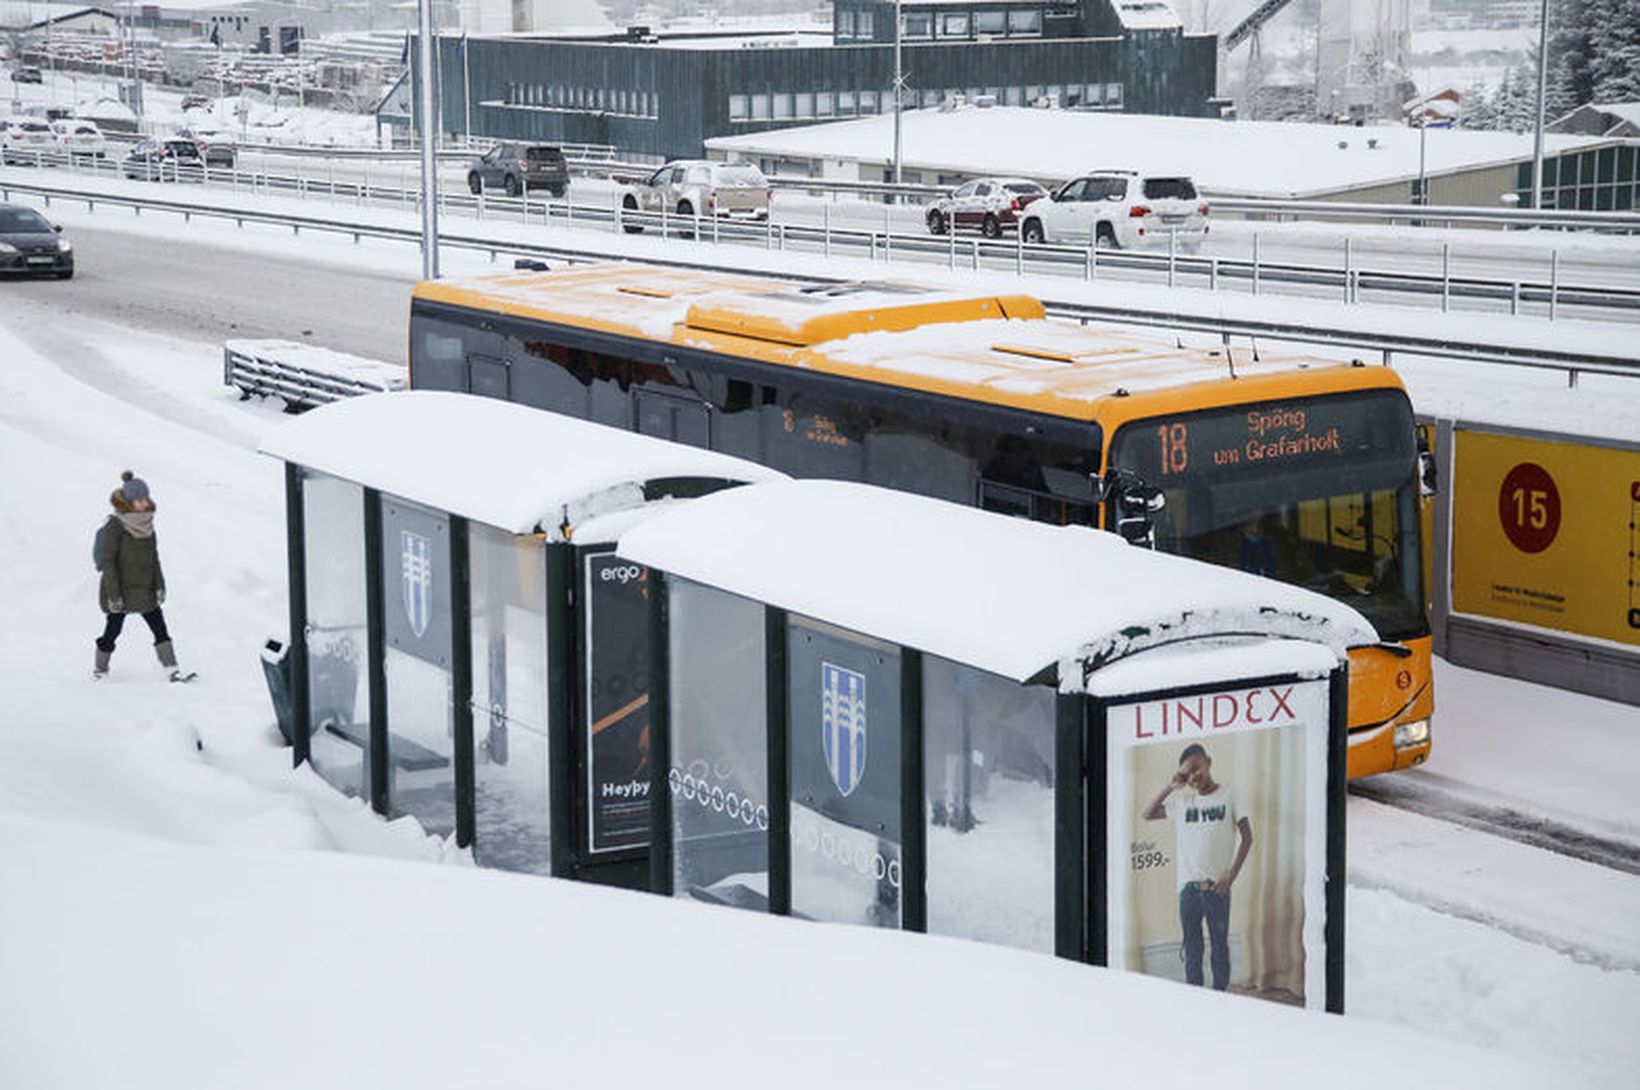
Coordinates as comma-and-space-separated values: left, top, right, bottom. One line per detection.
50, 118, 106, 159
1, 117, 56, 164
176, 126, 236, 167
467, 142, 568, 197
1019, 170, 1210, 250
0, 201, 73, 278
180, 93, 213, 111
618, 159, 770, 232
121, 137, 207, 181
9, 65, 42, 84
925, 177, 1048, 238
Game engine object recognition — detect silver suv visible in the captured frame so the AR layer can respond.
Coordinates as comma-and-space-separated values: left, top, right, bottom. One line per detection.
619, 159, 770, 232
1020, 170, 1209, 250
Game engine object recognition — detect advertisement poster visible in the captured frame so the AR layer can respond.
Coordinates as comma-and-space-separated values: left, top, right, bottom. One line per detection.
583, 552, 651, 854
1105, 680, 1328, 1009
1451, 430, 1640, 647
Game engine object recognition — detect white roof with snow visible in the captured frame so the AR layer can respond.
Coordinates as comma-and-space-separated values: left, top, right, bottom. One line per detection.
708, 105, 1617, 199
257, 390, 786, 539
617, 478, 1376, 688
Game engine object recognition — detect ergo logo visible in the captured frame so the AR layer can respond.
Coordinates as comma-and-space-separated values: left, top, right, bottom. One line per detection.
600, 563, 644, 585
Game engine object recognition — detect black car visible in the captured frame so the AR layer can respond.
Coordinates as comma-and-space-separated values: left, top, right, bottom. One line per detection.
467, 142, 569, 198
0, 203, 74, 279
121, 137, 207, 181
10, 66, 43, 84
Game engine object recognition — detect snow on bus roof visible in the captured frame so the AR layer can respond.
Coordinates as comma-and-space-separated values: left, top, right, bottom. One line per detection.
617, 479, 1376, 687
257, 390, 786, 538
810, 316, 1348, 406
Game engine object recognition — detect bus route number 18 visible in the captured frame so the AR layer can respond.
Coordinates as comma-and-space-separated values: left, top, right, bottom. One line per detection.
1157, 423, 1189, 476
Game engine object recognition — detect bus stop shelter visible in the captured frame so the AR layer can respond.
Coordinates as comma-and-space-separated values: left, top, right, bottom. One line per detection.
619, 478, 1375, 1010
259, 390, 785, 888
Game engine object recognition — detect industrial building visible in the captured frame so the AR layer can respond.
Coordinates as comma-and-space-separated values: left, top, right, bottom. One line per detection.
416, 0, 1223, 162
704, 101, 1639, 209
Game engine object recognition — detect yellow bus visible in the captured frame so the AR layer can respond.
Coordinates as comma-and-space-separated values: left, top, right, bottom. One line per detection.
410, 262, 1432, 778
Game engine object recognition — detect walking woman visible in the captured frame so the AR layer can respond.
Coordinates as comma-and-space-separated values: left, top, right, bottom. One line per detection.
94, 470, 189, 682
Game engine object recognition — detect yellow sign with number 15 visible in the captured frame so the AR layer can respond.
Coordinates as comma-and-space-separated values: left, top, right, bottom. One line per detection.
1451, 430, 1640, 647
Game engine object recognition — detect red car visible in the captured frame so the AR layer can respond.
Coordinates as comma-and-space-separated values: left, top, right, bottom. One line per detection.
925, 176, 1048, 238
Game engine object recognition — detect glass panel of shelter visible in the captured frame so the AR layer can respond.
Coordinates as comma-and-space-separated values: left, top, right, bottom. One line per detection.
380, 496, 457, 839
923, 655, 1057, 953
301, 469, 369, 799
666, 578, 771, 909
469, 523, 552, 875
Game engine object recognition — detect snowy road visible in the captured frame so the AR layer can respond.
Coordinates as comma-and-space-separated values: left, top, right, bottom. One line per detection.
0, 194, 1636, 1083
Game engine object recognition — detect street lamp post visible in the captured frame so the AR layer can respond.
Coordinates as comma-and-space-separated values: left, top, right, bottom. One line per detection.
416, 0, 441, 279
1417, 117, 1427, 205
892, 0, 902, 188
1531, 0, 1550, 210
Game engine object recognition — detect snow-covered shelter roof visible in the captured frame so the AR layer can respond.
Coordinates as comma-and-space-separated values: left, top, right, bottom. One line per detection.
617, 479, 1376, 688
258, 390, 787, 539
707, 105, 1616, 199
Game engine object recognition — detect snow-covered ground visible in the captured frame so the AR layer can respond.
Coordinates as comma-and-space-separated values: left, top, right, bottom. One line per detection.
1, 155, 1638, 1088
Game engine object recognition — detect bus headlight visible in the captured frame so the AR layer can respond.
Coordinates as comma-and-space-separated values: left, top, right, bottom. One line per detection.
1393, 719, 1430, 749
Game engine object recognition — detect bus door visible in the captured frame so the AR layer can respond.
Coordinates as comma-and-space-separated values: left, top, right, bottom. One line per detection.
635, 387, 711, 449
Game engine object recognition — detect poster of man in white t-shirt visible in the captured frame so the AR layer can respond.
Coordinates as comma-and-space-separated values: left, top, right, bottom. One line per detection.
1142, 742, 1253, 990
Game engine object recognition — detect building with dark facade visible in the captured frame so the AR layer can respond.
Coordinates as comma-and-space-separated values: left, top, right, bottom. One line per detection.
420, 0, 1220, 161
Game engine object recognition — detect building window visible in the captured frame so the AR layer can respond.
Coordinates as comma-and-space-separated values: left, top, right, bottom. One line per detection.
1008, 8, 1042, 34
1025, 84, 1042, 103
795, 92, 814, 119
903, 11, 931, 37
751, 93, 771, 120
837, 89, 856, 114
941, 11, 970, 36
729, 94, 750, 121
921, 88, 941, 107
859, 89, 879, 114
1045, 84, 1063, 105
1105, 82, 1123, 108
859, 10, 874, 35
837, 8, 855, 37
975, 9, 1005, 33
816, 91, 835, 117
1004, 85, 1023, 105
772, 92, 793, 120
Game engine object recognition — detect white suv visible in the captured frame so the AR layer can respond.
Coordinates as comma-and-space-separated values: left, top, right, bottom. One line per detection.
619, 159, 771, 233
1020, 170, 1209, 250
51, 118, 107, 158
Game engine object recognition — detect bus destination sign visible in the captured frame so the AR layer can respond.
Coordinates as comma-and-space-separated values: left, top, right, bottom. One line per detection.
1119, 392, 1413, 484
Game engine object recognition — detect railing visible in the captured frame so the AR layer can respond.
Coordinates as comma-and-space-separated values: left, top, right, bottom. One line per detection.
1207, 196, 1640, 233
4, 174, 1636, 384
224, 339, 405, 411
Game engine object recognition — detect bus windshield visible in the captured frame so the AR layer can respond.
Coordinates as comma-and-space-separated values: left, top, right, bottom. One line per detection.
1109, 389, 1426, 640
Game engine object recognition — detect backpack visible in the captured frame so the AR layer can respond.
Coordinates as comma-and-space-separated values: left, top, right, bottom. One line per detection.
93, 520, 113, 571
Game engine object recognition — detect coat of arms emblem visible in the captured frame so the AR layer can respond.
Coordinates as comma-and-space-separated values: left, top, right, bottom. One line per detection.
821, 662, 867, 797
401, 530, 432, 639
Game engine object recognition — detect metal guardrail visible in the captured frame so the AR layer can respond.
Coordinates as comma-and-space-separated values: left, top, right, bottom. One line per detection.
1208, 196, 1640, 232
224, 338, 404, 410
5, 176, 1635, 384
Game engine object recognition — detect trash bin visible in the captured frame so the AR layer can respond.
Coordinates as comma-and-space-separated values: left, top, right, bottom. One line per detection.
261, 638, 294, 745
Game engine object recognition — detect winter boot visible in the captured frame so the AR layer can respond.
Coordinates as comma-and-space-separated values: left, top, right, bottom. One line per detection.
93, 647, 111, 679
156, 640, 196, 683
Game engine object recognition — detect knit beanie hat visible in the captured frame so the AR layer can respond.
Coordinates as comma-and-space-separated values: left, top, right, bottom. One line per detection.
121, 470, 151, 504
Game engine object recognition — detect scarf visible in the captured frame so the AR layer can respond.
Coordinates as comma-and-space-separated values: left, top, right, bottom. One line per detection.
116, 511, 155, 539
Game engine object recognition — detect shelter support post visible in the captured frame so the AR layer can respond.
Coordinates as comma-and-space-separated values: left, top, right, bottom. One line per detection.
450, 516, 475, 849
766, 607, 791, 917
284, 463, 311, 768
899, 650, 926, 933
363, 488, 390, 816
1055, 693, 1088, 961
649, 571, 674, 896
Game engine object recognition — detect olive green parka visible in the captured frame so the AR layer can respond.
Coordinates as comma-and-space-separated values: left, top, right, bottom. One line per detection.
97, 492, 166, 615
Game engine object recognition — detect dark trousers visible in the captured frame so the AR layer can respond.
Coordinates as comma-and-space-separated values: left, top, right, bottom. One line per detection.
1179, 882, 1232, 990
97, 609, 170, 653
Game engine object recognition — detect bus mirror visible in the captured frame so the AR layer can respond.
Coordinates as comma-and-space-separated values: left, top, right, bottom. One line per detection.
1101, 470, 1165, 549
1416, 449, 1438, 497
